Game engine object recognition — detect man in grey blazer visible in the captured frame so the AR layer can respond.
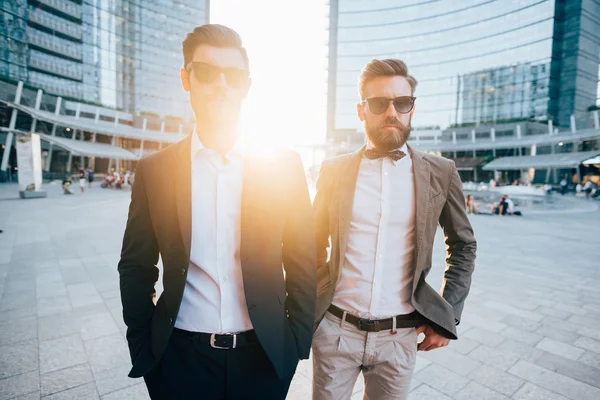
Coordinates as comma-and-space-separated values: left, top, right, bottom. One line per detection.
312, 59, 476, 400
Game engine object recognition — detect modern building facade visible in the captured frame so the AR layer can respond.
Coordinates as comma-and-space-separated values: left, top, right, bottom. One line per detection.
325, 0, 600, 184
1, 0, 209, 118
1, 0, 209, 180
460, 61, 551, 125
326, 0, 600, 144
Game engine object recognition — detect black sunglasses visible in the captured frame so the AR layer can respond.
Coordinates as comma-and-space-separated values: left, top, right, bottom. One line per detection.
185, 62, 249, 89
361, 96, 416, 114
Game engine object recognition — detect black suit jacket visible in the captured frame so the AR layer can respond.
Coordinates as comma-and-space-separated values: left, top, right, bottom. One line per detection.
118, 135, 316, 379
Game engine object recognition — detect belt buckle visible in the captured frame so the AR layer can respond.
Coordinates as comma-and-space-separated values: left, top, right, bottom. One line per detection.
357, 319, 370, 331
210, 333, 237, 349
357, 319, 380, 332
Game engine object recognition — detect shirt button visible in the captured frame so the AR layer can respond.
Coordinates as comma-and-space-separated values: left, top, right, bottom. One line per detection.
384, 172, 388, 176
180, 268, 186, 276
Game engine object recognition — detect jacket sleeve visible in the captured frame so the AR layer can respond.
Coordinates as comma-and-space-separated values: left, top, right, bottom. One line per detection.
282, 152, 317, 360
313, 159, 334, 271
438, 162, 477, 324
117, 160, 160, 365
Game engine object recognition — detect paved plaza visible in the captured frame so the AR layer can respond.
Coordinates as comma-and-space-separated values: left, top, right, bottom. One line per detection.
0, 182, 599, 399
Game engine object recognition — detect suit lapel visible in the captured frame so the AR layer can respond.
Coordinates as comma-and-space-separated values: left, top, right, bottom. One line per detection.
410, 145, 431, 288
173, 135, 192, 258
337, 145, 365, 280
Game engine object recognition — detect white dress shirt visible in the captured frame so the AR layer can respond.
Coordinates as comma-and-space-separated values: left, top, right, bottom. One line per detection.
175, 130, 253, 333
332, 143, 416, 319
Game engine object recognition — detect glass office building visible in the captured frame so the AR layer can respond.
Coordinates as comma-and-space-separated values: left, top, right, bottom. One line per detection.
327, 0, 600, 142
1, 0, 209, 119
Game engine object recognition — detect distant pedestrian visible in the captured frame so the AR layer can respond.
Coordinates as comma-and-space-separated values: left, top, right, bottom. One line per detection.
87, 167, 94, 188
560, 178, 568, 195
62, 176, 74, 195
78, 168, 86, 194
465, 194, 476, 214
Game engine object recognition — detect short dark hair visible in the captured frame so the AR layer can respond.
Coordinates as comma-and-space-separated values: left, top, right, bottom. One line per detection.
181, 24, 249, 71
359, 59, 417, 100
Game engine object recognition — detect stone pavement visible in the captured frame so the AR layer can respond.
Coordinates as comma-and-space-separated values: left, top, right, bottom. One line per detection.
1, 182, 599, 400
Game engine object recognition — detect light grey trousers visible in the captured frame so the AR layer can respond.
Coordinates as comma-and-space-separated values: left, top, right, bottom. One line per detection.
312, 311, 418, 400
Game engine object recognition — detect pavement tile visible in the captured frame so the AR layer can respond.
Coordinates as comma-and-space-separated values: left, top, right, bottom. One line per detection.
468, 345, 520, 371
578, 351, 600, 369
554, 303, 588, 316
0, 371, 40, 400
448, 338, 480, 355
501, 314, 542, 332
500, 326, 543, 346
573, 336, 600, 354
508, 360, 600, 400
37, 312, 81, 341
468, 364, 525, 396
84, 333, 131, 374
0, 292, 36, 312
533, 352, 600, 389
42, 382, 99, 400
536, 306, 572, 320
578, 326, 600, 342
566, 314, 600, 331
40, 335, 88, 374
79, 311, 120, 341
36, 295, 72, 318
535, 324, 580, 344
0, 316, 37, 346
12, 392, 41, 400
512, 382, 569, 400
419, 347, 481, 376
100, 383, 149, 400
413, 364, 469, 394
67, 283, 103, 308
413, 356, 432, 374
0, 339, 39, 379
483, 301, 545, 322
0, 305, 36, 323
535, 338, 585, 360
41, 363, 94, 397
496, 339, 545, 363
462, 327, 506, 347
453, 381, 510, 400
93, 365, 142, 396
407, 384, 453, 400
459, 313, 508, 333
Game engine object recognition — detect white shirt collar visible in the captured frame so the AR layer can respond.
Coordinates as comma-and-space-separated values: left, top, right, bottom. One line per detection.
191, 126, 244, 163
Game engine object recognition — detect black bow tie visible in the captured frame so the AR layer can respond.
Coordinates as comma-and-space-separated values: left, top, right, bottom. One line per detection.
364, 148, 406, 163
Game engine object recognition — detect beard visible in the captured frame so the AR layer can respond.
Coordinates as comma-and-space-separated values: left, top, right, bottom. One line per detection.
364, 116, 412, 152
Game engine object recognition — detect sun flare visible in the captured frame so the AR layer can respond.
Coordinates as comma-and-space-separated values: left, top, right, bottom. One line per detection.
210, 0, 328, 150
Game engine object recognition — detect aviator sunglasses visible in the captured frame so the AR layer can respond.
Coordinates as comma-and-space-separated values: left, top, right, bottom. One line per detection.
185, 62, 249, 89
361, 96, 416, 114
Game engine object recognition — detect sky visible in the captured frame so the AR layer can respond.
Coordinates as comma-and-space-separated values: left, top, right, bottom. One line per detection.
210, 0, 328, 147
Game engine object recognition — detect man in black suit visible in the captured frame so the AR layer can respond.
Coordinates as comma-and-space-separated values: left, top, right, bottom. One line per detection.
118, 24, 316, 399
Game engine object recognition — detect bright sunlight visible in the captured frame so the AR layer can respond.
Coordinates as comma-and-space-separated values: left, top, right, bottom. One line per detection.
210, 0, 328, 148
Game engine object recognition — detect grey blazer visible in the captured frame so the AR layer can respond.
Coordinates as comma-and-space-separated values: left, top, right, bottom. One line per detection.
313, 144, 476, 339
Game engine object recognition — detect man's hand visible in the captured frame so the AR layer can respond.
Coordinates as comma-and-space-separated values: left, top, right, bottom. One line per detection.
416, 324, 450, 351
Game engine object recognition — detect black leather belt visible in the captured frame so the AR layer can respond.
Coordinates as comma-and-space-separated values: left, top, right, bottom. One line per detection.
328, 304, 422, 332
173, 328, 258, 349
